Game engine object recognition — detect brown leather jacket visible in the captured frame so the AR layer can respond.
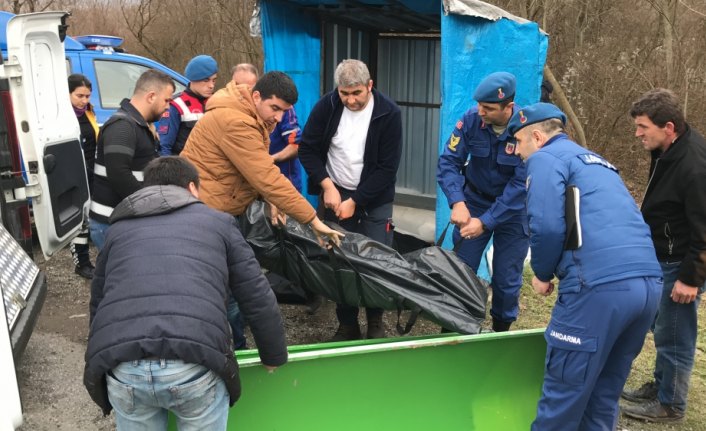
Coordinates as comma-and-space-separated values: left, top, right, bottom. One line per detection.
181, 82, 315, 223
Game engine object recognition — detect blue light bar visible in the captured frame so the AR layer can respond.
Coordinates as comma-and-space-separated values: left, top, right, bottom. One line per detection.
74, 35, 124, 49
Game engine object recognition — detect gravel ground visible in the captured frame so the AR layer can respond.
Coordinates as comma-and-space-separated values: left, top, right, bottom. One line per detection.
15, 245, 442, 430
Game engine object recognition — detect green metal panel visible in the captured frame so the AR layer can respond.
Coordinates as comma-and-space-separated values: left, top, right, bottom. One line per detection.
168, 329, 546, 430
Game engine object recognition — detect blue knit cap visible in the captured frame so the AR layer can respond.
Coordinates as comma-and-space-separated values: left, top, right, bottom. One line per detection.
473, 72, 516, 103
184, 55, 218, 82
507, 102, 567, 136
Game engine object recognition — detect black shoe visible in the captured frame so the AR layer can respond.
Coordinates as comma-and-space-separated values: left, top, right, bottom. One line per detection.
304, 294, 323, 315
621, 381, 658, 403
74, 263, 95, 280
491, 318, 512, 332
621, 399, 684, 423
329, 324, 361, 342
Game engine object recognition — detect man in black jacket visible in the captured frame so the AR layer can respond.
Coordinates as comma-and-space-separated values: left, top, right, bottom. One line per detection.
89, 69, 174, 251
84, 157, 287, 430
621, 88, 706, 424
299, 59, 402, 341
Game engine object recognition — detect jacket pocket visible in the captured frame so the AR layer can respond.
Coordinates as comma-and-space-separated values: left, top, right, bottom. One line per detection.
468, 140, 490, 158
544, 327, 597, 386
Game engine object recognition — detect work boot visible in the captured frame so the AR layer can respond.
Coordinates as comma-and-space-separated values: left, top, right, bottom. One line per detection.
621, 381, 658, 403
621, 399, 684, 423
491, 317, 512, 332
366, 315, 386, 339
74, 262, 95, 280
304, 293, 323, 315
329, 324, 361, 342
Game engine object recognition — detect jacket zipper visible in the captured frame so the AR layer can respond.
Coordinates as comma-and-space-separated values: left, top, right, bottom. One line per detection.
664, 222, 674, 256
640, 158, 659, 210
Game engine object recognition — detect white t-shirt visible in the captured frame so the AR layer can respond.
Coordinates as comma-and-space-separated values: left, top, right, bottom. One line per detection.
326, 97, 375, 190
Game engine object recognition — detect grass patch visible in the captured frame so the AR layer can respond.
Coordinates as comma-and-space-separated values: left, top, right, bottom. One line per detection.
513, 266, 706, 430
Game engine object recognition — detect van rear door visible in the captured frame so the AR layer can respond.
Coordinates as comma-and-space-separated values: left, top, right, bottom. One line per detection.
4, 12, 89, 258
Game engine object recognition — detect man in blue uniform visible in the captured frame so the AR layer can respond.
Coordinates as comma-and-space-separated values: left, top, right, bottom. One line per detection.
436, 72, 528, 332
508, 103, 662, 430
158, 55, 218, 156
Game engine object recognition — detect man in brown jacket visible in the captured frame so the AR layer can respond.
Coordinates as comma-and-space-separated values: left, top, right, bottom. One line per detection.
181, 71, 338, 239
181, 71, 341, 348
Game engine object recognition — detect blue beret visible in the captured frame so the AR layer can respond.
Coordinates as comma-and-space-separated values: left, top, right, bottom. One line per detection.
473, 72, 516, 103
184, 55, 218, 82
507, 103, 567, 136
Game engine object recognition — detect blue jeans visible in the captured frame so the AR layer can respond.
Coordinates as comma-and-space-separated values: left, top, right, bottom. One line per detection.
107, 359, 229, 431
653, 261, 705, 413
89, 219, 110, 252
227, 296, 248, 350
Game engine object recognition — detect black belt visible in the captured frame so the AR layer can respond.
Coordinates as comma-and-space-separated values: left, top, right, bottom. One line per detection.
466, 182, 497, 202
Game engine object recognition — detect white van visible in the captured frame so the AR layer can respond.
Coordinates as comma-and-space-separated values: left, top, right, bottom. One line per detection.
1, 11, 89, 430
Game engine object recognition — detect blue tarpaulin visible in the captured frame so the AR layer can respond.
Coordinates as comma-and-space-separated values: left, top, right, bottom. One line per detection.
259, 0, 547, 279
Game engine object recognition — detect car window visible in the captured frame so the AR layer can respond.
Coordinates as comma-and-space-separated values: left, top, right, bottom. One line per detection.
94, 59, 185, 109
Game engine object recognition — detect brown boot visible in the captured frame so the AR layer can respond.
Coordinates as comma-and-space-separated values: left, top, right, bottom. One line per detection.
329, 324, 361, 342
366, 314, 386, 339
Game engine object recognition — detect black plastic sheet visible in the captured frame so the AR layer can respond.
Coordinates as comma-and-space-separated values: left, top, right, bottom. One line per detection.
240, 201, 487, 334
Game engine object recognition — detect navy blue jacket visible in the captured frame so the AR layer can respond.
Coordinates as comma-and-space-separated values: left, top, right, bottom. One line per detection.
299, 88, 402, 208
84, 185, 287, 415
437, 106, 527, 230
526, 134, 661, 291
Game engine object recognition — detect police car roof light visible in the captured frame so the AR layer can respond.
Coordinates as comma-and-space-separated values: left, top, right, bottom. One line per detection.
74, 35, 124, 50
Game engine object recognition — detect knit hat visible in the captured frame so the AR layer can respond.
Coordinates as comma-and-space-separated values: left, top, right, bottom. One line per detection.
184, 55, 218, 82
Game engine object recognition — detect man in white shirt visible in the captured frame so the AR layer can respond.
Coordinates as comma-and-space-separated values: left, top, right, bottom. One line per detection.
299, 59, 403, 341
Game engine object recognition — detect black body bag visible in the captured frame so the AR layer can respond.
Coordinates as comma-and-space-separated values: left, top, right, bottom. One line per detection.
239, 201, 487, 334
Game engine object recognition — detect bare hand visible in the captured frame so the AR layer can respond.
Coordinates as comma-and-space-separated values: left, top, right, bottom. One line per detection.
335, 198, 356, 220
460, 218, 484, 239
450, 202, 471, 227
321, 180, 342, 212
269, 204, 287, 226
671, 280, 699, 304
310, 216, 345, 247
532, 276, 554, 296
263, 365, 277, 373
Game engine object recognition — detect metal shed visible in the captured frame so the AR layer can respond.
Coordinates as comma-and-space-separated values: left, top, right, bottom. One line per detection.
256, 0, 547, 270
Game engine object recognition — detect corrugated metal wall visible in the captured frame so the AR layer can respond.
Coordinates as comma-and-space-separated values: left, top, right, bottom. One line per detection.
321, 23, 441, 207
377, 36, 440, 204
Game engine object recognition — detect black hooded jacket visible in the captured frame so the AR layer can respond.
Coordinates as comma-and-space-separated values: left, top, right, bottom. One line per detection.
641, 125, 706, 287
83, 185, 287, 415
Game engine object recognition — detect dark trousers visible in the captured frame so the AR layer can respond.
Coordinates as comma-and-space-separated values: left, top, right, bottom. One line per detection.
319, 188, 393, 326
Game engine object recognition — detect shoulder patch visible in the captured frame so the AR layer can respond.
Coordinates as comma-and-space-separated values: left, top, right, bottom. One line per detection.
578, 153, 618, 172
158, 124, 168, 134
161, 110, 170, 119
448, 134, 461, 152
456, 120, 463, 130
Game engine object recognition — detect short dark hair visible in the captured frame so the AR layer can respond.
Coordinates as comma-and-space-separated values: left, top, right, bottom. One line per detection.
253, 71, 298, 105
143, 156, 200, 189
499, 95, 515, 109
68, 73, 92, 93
630, 88, 686, 135
134, 69, 175, 96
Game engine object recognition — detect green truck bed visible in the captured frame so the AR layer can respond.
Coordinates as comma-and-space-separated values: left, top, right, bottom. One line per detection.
169, 329, 546, 430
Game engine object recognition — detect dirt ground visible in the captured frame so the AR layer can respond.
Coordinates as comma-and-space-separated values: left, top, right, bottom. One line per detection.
15, 244, 705, 430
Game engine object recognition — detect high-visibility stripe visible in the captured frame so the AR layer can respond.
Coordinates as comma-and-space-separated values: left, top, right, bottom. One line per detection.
90, 200, 114, 217
94, 163, 144, 181
173, 98, 204, 122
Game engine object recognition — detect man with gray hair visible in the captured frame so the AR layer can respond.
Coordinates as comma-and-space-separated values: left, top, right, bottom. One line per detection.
231, 63, 259, 86
299, 59, 402, 341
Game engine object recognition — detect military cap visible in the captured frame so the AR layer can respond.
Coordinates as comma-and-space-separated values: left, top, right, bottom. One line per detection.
184, 55, 218, 82
507, 102, 567, 136
473, 72, 516, 103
